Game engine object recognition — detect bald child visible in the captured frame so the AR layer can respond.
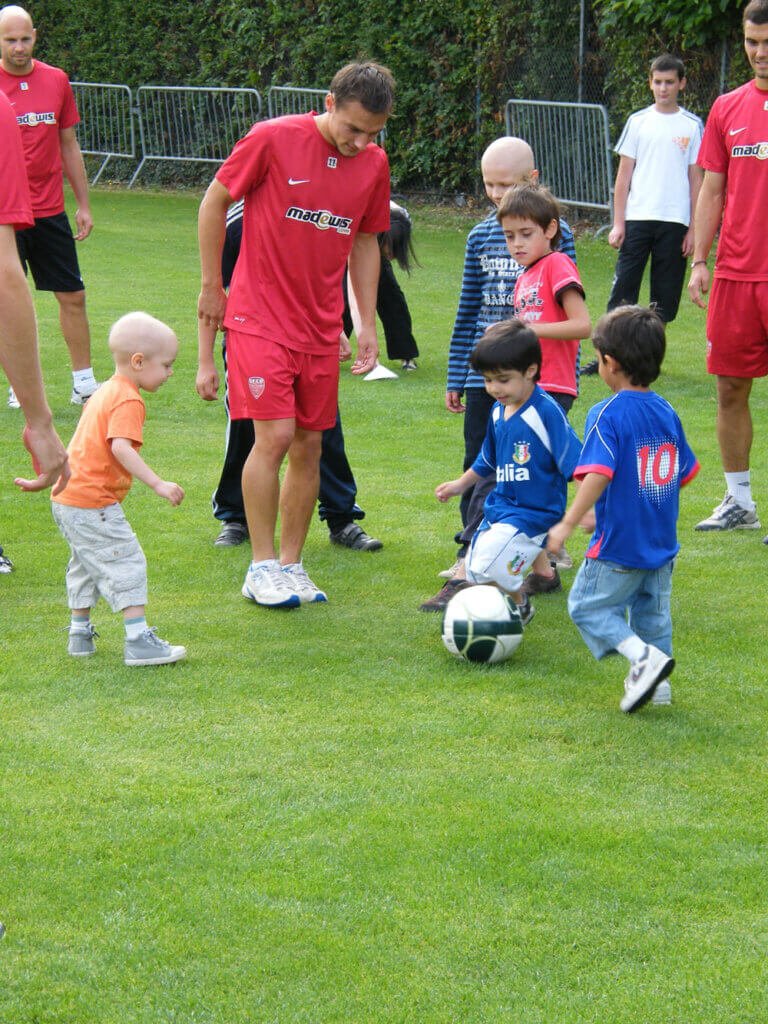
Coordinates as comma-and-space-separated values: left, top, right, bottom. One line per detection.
52, 312, 186, 667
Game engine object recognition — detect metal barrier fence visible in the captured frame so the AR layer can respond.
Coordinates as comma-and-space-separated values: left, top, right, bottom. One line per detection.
505, 99, 612, 219
266, 84, 386, 146
71, 82, 135, 185
129, 86, 263, 187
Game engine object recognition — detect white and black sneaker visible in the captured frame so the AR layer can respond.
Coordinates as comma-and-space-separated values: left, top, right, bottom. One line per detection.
71, 381, 100, 405
620, 645, 675, 713
695, 493, 760, 531
242, 559, 300, 608
7, 386, 20, 409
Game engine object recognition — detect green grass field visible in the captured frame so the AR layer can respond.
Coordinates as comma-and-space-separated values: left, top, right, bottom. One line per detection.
1, 190, 767, 1023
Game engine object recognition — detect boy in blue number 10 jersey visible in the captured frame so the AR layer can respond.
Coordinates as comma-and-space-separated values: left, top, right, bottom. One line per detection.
547, 306, 699, 713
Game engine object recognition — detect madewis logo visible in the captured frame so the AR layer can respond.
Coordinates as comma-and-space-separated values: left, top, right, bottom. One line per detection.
284, 206, 353, 235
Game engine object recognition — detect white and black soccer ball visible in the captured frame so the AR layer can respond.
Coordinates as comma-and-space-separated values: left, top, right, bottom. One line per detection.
441, 585, 524, 664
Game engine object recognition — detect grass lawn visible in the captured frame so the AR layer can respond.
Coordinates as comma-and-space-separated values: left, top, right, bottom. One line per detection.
1, 191, 767, 1023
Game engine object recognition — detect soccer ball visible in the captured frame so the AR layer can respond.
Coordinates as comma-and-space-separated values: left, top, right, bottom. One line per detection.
442, 585, 524, 664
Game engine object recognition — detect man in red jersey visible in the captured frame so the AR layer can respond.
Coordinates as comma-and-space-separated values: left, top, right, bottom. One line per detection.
198, 62, 393, 608
689, 0, 768, 544
0, 5, 97, 407
0, 90, 69, 572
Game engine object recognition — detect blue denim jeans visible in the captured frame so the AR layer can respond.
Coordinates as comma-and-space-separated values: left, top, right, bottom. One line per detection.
567, 556, 674, 661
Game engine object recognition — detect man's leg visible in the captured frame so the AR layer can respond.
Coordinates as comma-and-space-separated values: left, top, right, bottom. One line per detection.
279, 426, 323, 566
54, 289, 92, 371
716, 375, 753, 472
242, 418, 295, 561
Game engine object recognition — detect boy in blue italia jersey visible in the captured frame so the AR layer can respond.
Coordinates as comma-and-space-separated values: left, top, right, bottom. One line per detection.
435, 319, 582, 625
547, 306, 700, 713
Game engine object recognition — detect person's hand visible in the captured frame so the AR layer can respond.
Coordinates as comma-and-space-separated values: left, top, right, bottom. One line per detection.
608, 224, 625, 249
197, 285, 227, 331
688, 263, 710, 309
546, 520, 573, 557
339, 332, 352, 362
681, 226, 695, 258
445, 391, 465, 413
154, 480, 185, 506
15, 424, 70, 495
196, 362, 219, 401
73, 207, 94, 241
351, 325, 378, 375
435, 480, 461, 502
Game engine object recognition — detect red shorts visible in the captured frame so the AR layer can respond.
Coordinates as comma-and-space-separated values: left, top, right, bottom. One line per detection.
706, 277, 768, 378
226, 331, 340, 430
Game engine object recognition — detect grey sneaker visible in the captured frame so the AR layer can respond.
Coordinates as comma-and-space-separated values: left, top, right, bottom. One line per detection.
71, 381, 100, 405
620, 645, 675, 713
68, 624, 98, 657
624, 675, 672, 706
242, 559, 300, 608
517, 594, 535, 627
124, 628, 186, 666
282, 562, 328, 603
0, 546, 12, 573
695, 493, 760, 531
214, 521, 249, 547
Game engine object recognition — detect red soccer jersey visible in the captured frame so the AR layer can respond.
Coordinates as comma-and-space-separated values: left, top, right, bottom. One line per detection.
514, 251, 584, 397
0, 59, 79, 217
698, 80, 768, 281
0, 92, 33, 229
216, 113, 391, 354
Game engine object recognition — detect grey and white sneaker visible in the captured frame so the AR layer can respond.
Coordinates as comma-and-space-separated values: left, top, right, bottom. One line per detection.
0, 546, 12, 573
124, 627, 186, 666
71, 381, 99, 405
517, 594, 535, 627
242, 559, 300, 608
438, 558, 464, 580
68, 624, 98, 657
624, 674, 671, 706
695, 493, 761, 531
282, 562, 328, 603
7, 386, 20, 409
620, 645, 675, 713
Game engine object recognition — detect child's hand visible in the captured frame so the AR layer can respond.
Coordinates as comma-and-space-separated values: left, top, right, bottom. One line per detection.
155, 481, 185, 506
546, 520, 572, 557
435, 480, 460, 503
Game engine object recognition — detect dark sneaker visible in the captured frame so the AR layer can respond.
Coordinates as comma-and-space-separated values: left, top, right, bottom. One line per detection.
124, 628, 186, 666
521, 567, 561, 596
580, 359, 599, 376
695, 493, 760, 531
620, 645, 675, 713
517, 594, 535, 626
329, 522, 383, 551
214, 521, 249, 547
419, 578, 473, 612
68, 624, 98, 657
401, 360, 417, 371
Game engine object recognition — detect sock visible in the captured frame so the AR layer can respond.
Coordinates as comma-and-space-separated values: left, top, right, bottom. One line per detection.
124, 615, 148, 641
72, 367, 97, 387
70, 612, 91, 634
724, 472, 754, 511
617, 636, 647, 663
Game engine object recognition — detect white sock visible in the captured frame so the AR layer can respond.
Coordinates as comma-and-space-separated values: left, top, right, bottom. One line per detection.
125, 616, 147, 641
724, 472, 754, 511
617, 636, 646, 664
72, 367, 96, 387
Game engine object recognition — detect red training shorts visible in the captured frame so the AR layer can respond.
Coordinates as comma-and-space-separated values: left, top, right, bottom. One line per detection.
226, 330, 340, 430
706, 277, 768, 378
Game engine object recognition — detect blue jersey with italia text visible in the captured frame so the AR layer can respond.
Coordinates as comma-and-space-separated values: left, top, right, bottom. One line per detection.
576, 390, 700, 569
471, 386, 582, 536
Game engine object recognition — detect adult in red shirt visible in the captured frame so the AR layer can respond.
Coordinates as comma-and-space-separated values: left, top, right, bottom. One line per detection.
689, 0, 768, 543
198, 62, 394, 608
0, 5, 97, 407
0, 90, 69, 572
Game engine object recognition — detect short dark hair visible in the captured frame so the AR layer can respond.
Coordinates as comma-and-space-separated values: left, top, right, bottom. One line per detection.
744, 0, 768, 25
329, 62, 395, 114
379, 202, 418, 273
470, 319, 541, 381
592, 305, 666, 386
496, 184, 562, 248
650, 54, 686, 79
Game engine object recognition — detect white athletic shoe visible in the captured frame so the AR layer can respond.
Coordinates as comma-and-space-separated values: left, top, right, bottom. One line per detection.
282, 562, 328, 603
7, 386, 20, 409
438, 558, 463, 580
625, 675, 672, 706
242, 559, 300, 609
620, 645, 675, 713
695, 493, 761, 531
71, 380, 100, 405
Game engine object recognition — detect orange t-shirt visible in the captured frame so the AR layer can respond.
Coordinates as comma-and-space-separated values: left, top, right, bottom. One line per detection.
53, 374, 145, 509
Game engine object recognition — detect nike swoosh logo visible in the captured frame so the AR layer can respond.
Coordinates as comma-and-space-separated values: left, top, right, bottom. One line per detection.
288, 178, 310, 185
729, 127, 748, 136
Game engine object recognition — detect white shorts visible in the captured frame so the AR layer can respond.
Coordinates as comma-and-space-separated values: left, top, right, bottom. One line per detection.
51, 502, 148, 611
467, 520, 545, 594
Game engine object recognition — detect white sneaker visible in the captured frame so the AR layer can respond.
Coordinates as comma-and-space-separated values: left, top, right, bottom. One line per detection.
695, 493, 760, 531
652, 679, 672, 706
282, 562, 328, 603
7, 386, 20, 409
552, 545, 573, 570
438, 558, 463, 580
71, 380, 100, 405
242, 559, 300, 608
620, 645, 675, 713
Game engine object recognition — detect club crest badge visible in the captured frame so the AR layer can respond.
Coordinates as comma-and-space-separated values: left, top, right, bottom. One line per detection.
512, 442, 531, 465
327, 156, 337, 169
248, 376, 265, 400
